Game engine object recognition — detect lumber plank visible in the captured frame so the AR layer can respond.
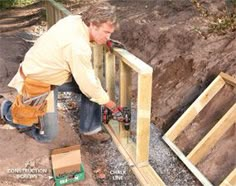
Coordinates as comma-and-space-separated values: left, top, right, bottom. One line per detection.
114, 48, 153, 74
220, 72, 236, 87
139, 165, 165, 186
130, 166, 149, 185
45, 1, 54, 28
93, 45, 104, 86
105, 52, 116, 100
119, 60, 132, 107
47, 0, 71, 16
164, 75, 226, 141
187, 103, 236, 165
162, 136, 213, 186
119, 61, 132, 146
136, 74, 152, 164
45, 0, 71, 28
220, 168, 236, 186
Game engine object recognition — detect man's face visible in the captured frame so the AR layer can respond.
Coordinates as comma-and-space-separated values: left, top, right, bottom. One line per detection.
89, 21, 115, 45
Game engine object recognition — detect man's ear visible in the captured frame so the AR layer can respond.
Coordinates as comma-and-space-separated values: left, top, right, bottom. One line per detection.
90, 22, 99, 30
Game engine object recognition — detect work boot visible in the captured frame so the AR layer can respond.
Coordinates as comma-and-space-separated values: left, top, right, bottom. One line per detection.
0, 99, 12, 123
0, 98, 15, 129
0, 97, 9, 124
80, 130, 111, 144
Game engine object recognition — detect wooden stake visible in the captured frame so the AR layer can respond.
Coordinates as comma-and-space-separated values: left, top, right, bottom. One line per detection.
136, 74, 152, 165
93, 45, 104, 86
119, 61, 132, 146
105, 52, 115, 100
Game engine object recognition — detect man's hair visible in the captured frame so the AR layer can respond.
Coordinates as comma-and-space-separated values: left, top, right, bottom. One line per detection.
82, 2, 117, 27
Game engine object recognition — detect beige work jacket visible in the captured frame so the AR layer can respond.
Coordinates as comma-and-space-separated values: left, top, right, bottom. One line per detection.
9, 15, 109, 105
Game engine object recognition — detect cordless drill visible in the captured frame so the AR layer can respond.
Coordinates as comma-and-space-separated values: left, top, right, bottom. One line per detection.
102, 106, 131, 130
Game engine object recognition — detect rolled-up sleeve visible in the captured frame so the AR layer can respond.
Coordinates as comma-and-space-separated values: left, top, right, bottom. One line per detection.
66, 39, 110, 105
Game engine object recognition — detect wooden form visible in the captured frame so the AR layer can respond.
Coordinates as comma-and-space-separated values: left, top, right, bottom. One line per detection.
44, 1, 165, 185
163, 72, 236, 186
104, 48, 164, 185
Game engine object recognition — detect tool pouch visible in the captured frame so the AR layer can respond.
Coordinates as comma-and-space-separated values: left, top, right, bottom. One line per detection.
22, 77, 51, 97
11, 77, 51, 126
11, 95, 47, 126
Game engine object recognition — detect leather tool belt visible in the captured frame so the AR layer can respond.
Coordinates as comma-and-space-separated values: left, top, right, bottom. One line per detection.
11, 66, 51, 126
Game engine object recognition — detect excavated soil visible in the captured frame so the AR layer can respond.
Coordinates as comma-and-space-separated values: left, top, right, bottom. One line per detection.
0, 0, 236, 185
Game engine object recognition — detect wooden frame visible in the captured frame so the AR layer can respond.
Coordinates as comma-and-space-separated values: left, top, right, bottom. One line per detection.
44, 1, 165, 185
103, 48, 164, 185
163, 72, 236, 186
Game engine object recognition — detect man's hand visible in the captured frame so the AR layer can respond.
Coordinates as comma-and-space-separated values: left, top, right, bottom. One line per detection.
104, 100, 116, 111
111, 107, 124, 122
104, 100, 124, 122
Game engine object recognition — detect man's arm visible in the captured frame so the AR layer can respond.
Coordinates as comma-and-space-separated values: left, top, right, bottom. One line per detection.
67, 39, 109, 105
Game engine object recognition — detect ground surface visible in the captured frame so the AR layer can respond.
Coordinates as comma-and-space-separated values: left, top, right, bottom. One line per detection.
0, 0, 235, 185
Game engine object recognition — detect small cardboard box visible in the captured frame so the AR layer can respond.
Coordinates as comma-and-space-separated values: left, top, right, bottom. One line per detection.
51, 145, 81, 176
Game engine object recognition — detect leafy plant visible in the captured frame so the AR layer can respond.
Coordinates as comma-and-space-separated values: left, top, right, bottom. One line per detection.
191, 0, 236, 36
0, 0, 37, 9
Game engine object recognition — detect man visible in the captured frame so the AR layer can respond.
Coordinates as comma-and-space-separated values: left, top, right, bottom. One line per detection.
0, 2, 122, 143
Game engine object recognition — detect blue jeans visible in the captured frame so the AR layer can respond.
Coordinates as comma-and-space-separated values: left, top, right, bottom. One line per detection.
5, 80, 102, 143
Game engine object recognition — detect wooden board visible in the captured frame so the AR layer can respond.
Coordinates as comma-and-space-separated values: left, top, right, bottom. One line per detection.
220, 169, 236, 186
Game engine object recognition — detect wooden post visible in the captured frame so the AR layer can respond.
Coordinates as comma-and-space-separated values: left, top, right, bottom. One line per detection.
93, 45, 104, 87
120, 60, 132, 107
55, 9, 60, 22
136, 73, 152, 166
48, 0, 71, 16
45, 1, 54, 28
105, 52, 116, 101
119, 61, 132, 146
44, 0, 72, 29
